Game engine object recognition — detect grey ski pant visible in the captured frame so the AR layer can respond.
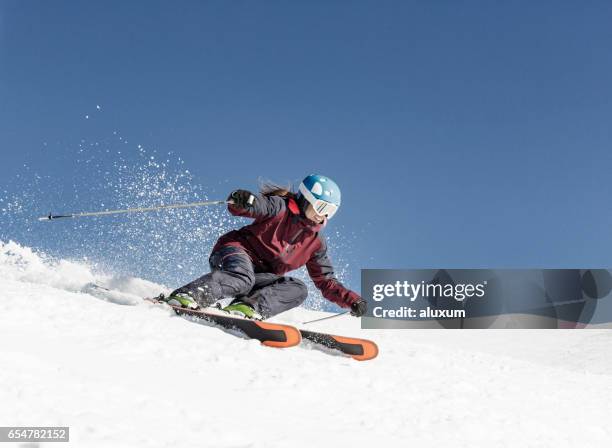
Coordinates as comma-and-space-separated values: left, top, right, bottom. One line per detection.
171, 246, 308, 318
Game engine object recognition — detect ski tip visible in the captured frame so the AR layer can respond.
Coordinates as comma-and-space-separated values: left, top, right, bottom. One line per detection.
332, 336, 379, 361
256, 322, 302, 348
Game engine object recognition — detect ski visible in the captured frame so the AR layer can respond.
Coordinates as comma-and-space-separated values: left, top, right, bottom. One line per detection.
299, 329, 379, 361
145, 298, 378, 360
145, 298, 301, 348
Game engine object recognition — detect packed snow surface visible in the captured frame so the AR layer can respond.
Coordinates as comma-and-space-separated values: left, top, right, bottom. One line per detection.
1, 240, 611, 447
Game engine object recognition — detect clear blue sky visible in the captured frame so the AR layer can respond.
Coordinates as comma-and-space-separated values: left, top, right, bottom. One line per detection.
1, 1, 612, 298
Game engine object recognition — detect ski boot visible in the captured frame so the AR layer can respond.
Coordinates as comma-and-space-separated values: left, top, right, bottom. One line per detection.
155, 293, 199, 310
223, 300, 263, 320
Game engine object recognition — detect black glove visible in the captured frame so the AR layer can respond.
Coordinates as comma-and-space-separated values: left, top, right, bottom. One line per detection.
350, 299, 368, 317
228, 190, 256, 209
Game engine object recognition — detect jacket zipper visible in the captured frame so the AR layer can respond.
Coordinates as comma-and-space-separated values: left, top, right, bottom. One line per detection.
281, 228, 305, 259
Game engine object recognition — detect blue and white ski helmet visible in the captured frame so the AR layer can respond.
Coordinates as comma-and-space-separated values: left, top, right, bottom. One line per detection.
298, 174, 341, 219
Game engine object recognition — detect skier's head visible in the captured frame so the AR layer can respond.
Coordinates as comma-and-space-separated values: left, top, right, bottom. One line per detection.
297, 174, 341, 222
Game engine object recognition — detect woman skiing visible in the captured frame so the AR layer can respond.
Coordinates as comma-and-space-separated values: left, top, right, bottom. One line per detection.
159, 174, 367, 320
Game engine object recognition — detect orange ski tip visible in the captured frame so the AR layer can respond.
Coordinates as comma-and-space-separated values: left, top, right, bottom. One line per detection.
332, 336, 379, 361
256, 322, 302, 348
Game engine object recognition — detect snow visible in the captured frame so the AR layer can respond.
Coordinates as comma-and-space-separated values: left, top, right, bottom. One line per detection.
1, 240, 611, 447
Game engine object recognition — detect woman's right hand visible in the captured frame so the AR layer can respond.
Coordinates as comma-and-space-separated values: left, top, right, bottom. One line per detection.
350, 299, 368, 317
228, 190, 256, 209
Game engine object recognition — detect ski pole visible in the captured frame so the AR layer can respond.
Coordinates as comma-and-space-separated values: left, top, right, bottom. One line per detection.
38, 195, 255, 221
302, 311, 350, 325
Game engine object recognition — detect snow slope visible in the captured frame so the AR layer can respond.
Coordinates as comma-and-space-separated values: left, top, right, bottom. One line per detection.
1, 240, 612, 448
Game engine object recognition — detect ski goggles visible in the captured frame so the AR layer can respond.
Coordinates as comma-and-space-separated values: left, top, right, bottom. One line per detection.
311, 199, 339, 219
299, 184, 339, 219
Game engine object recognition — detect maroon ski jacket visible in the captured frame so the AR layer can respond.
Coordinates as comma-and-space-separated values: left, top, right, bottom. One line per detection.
214, 194, 361, 308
